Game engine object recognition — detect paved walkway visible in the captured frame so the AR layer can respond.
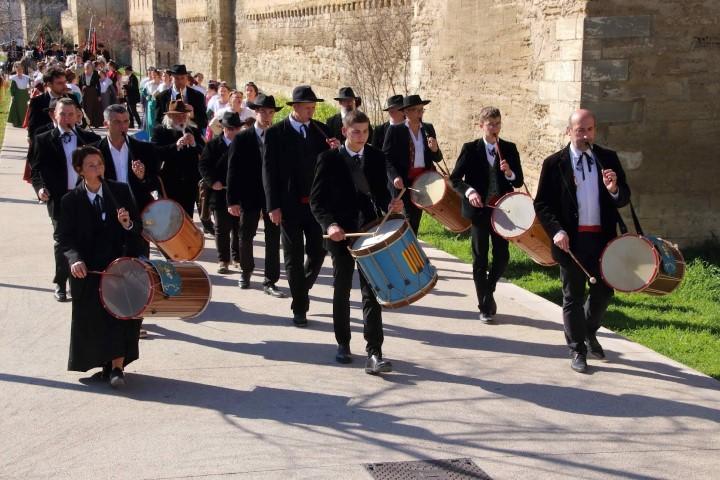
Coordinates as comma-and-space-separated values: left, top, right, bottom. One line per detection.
1, 124, 718, 480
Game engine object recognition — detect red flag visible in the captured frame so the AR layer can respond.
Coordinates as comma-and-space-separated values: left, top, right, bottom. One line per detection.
38, 30, 45, 53
91, 28, 97, 55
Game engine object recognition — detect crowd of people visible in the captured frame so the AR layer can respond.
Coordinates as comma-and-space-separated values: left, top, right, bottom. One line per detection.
13, 48, 630, 387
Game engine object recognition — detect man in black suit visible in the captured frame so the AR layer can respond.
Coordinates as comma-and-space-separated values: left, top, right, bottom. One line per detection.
311, 110, 403, 374
450, 107, 524, 324
383, 94, 443, 234
325, 87, 372, 143
534, 109, 631, 373
29, 98, 102, 301
154, 64, 208, 131
227, 94, 285, 297
371, 94, 404, 148
199, 111, 243, 274
263, 85, 340, 327
122, 66, 142, 128
27, 68, 68, 139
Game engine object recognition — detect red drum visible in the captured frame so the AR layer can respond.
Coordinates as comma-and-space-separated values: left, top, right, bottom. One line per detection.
410, 170, 471, 233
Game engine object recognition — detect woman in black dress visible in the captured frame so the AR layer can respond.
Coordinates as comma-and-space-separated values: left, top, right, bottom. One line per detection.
58, 146, 144, 388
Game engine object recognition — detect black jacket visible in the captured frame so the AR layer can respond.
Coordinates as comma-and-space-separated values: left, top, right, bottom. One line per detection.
27, 93, 53, 139
310, 144, 392, 236
383, 122, 443, 187
151, 125, 205, 190
371, 121, 390, 149
30, 127, 101, 219
123, 74, 141, 104
198, 135, 231, 210
449, 138, 524, 222
325, 112, 374, 144
227, 127, 267, 212
154, 87, 208, 131
263, 117, 331, 219
534, 144, 631, 256
78, 71, 100, 95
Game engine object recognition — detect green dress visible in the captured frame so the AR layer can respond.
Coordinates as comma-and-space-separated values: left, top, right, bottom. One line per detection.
8, 74, 31, 128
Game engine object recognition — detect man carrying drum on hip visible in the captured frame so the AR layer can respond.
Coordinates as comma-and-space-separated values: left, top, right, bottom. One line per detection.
534, 109, 630, 373
450, 107, 524, 324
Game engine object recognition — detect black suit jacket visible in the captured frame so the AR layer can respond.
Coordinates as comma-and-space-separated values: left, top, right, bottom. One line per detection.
27, 93, 53, 139
154, 88, 208, 131
95, 136, 161, 212
383, 122, 443, 187
124, 74, 140, 103
198, 135, 231, 210
30, 127, 101, 219
151, 125, 205, 190
326, 112, 374, 144
79, 71, 100, 94
371, 121, 390, 148
227, 127, 266, 211
534, 144, 631, 258
263, 118, 331, 218
449, 138, 524, 222
310, 144, 392, 236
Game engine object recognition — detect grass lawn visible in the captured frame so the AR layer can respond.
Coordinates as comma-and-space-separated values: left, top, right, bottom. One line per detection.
418, 214, 720, 380
0, 82, 11, 147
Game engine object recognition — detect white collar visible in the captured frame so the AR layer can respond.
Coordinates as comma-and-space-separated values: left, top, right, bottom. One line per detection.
288, 115, 310, 129
344, 141, 364, 157
254, 124, 267, 139
84, 182, 103, 198
569, 143, 593, 165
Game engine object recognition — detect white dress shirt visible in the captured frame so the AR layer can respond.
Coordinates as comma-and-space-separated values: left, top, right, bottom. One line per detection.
570, 143, 602, 226
288, 115, 310, 138
405, 120, 425, 168
60, 128, 79, 190
109, 140, 130, 184
465, 137, 516, 197
254, 124, 266, 144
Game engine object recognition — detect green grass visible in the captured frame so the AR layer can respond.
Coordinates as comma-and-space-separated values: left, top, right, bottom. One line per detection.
0, 82, 11, 148
273, 96, 338, 124
418, 215, 720, 380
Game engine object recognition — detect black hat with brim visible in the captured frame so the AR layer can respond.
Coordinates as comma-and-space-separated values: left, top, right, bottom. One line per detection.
219, 111, 243, 128
249, 93, 282, 112
334, 86, 358, 101
169, 64, 189, 76
286, 85, 324, 105
383, 94, 404, 111
400, 94, 431, 110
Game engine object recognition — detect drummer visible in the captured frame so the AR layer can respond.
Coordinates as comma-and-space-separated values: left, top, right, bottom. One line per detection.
310, 110, 404, 374
534, 109, 630, 373
449, 107, 524, 324
57, 146, 144, 388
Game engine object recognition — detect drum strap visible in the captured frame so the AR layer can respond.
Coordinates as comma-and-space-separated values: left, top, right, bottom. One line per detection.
647, 236, 677, 275
148, 259, 182, 296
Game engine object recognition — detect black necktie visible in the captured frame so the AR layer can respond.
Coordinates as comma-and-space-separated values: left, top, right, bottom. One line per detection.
175, 92, 182, 101
577, 152, 593, 181
93, 195, 104, 221
300, 124, 308, 139
61, 132, 72, 144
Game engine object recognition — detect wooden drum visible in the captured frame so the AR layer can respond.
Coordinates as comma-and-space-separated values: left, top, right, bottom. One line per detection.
99, 257, 211, 320
141, 199, 204, 261
410, 170, 471, 233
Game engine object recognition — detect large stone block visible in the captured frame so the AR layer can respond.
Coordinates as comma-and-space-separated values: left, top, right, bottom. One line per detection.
585, 16, 652, 39
582, 60, 629, 82
544, 61, 575, 82
583, 100, 643, 123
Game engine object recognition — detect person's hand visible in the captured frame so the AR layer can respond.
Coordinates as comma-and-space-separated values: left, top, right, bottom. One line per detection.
393, 177, 404, 189
602, 169, 618, 194
388, 197, 404, 213
228, 205, 242, 217
269, 208, 282, 225
326, 137, 341, 149
38, 188, 49, 202
500, 159, 513, 178
70, 261, 87, 279
553, 230, 570, 252
117, 208, 132, 230
468, 191, 483, 208
211, 181, 223, 191
327, 224, 345, 241
427, 136, 439, 153
131, 160, 145, 180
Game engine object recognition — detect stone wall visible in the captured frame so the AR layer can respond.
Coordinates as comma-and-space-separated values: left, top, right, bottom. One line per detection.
20, 0, 67, 46
0, 0, 23, 44
130, 0, 178, 71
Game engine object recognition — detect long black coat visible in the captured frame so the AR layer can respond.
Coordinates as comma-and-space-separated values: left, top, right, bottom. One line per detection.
227, 127, 266, 212
151, 125, 205, 211
58, 180, 143, 372
154, 87, 208, 131
449, 138, 524, 222
383, 122, 443, 188
534, 144, 631, 259
124, 74, 141, 104
326, 112, 374, 144
27, 93, 53, 138
198, 135, 231, 210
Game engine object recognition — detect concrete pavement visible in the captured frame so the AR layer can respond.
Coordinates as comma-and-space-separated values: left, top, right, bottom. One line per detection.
1, 123, 718, 480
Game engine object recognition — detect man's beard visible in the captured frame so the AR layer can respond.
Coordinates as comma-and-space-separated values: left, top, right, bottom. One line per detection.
172, 123, 185, 132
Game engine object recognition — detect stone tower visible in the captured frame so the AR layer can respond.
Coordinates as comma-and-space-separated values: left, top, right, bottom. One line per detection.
18, 0, 67, 46
129, 0, 178, 71
61, 0, 130, 62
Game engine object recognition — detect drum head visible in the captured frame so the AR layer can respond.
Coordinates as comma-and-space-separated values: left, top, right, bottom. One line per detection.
352, 218, 405, 250
491, 193, 535, 238
141, 200, 183, 242
100, 258, 153, 319
411, 171, 445, 207
601, 235, 659, 292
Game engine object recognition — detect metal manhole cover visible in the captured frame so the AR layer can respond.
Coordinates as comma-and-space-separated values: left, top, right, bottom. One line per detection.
364, 458, 492, 479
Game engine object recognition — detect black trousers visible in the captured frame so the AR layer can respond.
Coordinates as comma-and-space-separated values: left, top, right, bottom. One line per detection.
470, 213, 509, 311
328, 241, 383, 355
239, 207, 281, 286
127, 101, 142, 128
280, 206, 326, 314
403, 196, 423, 234
51, 217, 69, 287
558, 232, 614, 354
212, 207, 239, 264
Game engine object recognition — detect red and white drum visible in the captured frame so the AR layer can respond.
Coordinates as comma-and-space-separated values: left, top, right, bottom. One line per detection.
600, 234, 685, 295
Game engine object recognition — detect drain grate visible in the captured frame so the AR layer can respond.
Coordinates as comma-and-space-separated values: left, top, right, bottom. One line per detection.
364, 458, 492, 479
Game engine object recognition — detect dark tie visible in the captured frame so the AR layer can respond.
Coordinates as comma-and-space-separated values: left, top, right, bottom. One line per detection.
300, 124, 308, 139
175, 92, 182, 101
577, 152, 594, 181
61, 132, 72, 144
93, 195, 104, 221
488, 147, 496, 158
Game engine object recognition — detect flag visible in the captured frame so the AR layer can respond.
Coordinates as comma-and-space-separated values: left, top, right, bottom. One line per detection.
38, 30, 45, 54
90, 28, 97, 55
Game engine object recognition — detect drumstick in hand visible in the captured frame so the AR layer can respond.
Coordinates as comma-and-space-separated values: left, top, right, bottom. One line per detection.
375, 187, 406, 234
322, 232, 375, 239
567, 250, 597, 284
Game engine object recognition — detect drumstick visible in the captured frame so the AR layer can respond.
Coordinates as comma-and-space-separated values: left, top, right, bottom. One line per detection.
88, 270, 123, 277
407, 187, 421, 193
374, 187, 406, 235
495, 133, 532, 197
567, 250, 597, 284
322, 232, 375, 239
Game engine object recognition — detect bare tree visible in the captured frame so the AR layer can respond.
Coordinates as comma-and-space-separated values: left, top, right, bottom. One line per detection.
95, 15, 130, 61
130, 23, 154, 73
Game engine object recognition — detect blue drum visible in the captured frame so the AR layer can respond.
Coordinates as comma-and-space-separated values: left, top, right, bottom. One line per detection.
351, 214, 438, 308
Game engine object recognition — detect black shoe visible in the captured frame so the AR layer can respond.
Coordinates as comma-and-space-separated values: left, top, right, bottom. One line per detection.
586, 333, 606, 360
202, 222, 215, 236
53, 284, 67, 302
263, 284, 287, 298
109, 368, 126, 388
90, 363, 111, 382
481, 293, 497, 316
571, 353, 588, 373
479, 312, 494, 324
292, 313, 308, 328
335, 344, 352, 364
365, 354, 392, 374
239, 274, 251, 289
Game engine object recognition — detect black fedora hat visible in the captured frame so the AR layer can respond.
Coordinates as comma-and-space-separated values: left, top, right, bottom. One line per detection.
383, 94, 404, 111
219, 111, 243, 128
249, 93, 282, 112
286, 85, 324, 105
400, 94, 431, 110
334, 86, 358, 101
169, 64, 190, 76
